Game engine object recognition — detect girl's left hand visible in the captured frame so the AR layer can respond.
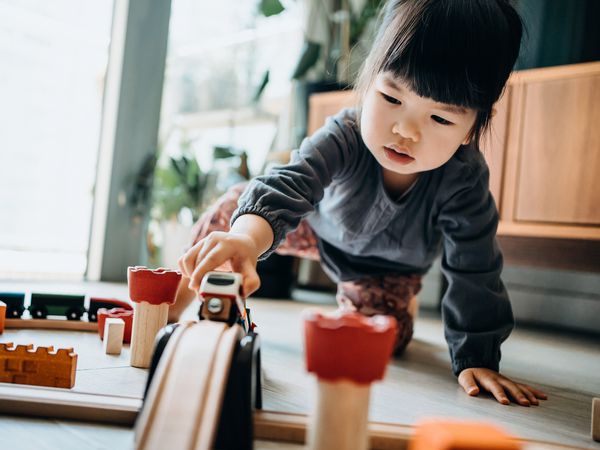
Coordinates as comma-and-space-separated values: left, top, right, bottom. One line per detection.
458, 368, 548, 406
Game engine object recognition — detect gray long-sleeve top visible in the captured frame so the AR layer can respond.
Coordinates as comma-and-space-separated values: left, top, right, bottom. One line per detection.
232, 108, 514, 375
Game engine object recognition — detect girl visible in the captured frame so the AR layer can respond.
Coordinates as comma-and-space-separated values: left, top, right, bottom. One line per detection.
177, 0, 548, 406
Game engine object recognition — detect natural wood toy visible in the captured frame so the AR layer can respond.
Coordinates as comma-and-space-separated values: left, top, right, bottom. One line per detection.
103, 318, 125, 355
304, 310, 397, 450
593, 397, 600, 442
0, 342, 77, 388
97, 308, 134, 343
0, 301, 6, 334
128, 266, 182, 368
408, 419, 521, 450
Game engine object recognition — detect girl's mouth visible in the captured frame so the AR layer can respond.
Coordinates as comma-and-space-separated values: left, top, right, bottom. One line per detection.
383, 146, 415, 165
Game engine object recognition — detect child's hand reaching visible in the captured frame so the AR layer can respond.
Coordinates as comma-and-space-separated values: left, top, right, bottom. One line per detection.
458, 368, 548, 406
178, 213, 275, 298
178, 231, 262, 297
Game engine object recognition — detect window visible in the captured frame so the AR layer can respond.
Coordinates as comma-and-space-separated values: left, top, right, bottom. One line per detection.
0, 0, 114, 279
151, 0, 303, 266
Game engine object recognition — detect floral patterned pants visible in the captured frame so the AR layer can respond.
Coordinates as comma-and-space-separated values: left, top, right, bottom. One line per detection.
190, 182, 422, 355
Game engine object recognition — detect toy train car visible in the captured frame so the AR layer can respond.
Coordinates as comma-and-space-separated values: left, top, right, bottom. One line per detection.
0, 292, 132, 322
198, 271, 252, 333
0, 293, 26, 318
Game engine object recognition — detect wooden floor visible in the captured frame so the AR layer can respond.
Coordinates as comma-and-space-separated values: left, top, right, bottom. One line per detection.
0, 281, 599, 449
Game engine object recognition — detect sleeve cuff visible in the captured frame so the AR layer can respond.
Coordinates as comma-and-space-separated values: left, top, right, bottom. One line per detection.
231, 206, 288, 260
452, 357, 500, 377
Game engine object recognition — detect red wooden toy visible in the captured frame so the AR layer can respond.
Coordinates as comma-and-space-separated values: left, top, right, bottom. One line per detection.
127, 266, 181, 368
97, 308, 134, 343
304, 310, 397, 450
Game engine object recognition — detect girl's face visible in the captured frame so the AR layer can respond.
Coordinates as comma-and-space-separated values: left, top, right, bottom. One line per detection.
360, 72, 477, 180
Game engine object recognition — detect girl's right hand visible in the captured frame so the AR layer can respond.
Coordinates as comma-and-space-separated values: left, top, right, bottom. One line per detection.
178, 231, 262, 297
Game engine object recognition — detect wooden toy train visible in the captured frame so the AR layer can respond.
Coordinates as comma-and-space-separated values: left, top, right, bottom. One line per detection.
0, 292, 132, 322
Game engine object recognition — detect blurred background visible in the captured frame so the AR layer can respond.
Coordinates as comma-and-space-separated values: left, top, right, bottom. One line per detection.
1, 0, 599, 333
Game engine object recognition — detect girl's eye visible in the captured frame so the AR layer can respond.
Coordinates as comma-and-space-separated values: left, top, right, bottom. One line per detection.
380, 92, 401, 105
432, 115, 453, 125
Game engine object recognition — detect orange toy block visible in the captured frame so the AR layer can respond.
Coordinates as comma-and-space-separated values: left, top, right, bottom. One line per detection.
409, 419, 521, 450
0, 342, 77, 389
0, 301, 6, 334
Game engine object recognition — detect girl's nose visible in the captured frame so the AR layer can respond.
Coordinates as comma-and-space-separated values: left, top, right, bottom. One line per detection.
392, 119, 420, 142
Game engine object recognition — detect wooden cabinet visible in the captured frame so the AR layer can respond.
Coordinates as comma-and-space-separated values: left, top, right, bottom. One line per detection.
308, 62, 600, 271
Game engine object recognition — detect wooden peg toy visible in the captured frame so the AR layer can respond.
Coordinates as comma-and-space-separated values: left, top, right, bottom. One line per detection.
593, 397, 600, 442
304, 310, 397, 450
98, 308, 134, 343
0, 301, 6, 334
408, 419, 521, 450
104, 318, 126, 355
0, 342, 77, 388
128, 266, 182, 368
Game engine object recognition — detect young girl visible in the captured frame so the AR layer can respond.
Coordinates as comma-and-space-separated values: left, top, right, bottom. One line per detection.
176, 0, 547, 406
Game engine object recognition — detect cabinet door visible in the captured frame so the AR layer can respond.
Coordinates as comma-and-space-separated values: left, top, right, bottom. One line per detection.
481, 87, 510, 209
515, 74, 600, 225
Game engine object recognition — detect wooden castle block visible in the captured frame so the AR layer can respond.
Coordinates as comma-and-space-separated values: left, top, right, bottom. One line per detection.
104, 318, 125, 355
0, 342, 77, 388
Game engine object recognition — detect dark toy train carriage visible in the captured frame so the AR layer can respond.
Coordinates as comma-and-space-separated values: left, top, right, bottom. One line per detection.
0, 293, 26, 318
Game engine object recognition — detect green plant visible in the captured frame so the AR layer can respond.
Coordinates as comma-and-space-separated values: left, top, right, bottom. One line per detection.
152, 153, 207, 222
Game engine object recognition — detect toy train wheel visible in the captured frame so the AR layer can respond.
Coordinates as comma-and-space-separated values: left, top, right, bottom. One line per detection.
9, 308, 24, 318
30, 305, 48, 319
66, 307, 83, 321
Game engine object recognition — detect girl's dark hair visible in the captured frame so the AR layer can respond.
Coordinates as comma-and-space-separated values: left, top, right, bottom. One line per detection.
355, 0, 523, 146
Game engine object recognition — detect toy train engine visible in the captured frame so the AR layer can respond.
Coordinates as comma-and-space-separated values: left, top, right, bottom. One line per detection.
29, 293, 86, 320
199, 271, 251, 333
0, 293, 26, 319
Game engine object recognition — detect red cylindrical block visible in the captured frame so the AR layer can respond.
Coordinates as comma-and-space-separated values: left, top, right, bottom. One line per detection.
304, 310, 397, 384
127, 266, 182, 305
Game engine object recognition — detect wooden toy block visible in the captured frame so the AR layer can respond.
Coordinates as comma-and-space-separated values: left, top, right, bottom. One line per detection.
128, 266, 181, 368
97, 308, 133, 343
304, 310, 397, 450
0, 342, 77, 389
104, 318, 125, 355
593, 397, 600, 442
0, 301, 6, 334
408, 419, 521, 450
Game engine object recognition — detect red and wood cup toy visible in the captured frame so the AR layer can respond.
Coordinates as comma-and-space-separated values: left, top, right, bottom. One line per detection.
128, 266, 181, 368
304, 310, 397, 450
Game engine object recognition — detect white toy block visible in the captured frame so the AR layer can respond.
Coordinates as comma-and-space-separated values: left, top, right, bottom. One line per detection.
104, 318, 125, 355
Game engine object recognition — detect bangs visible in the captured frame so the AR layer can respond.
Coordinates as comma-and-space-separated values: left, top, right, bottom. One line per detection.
369, 0, 521, 111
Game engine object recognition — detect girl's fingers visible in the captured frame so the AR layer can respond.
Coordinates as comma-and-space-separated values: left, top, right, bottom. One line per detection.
458, 370, 480, 396
189, 244, 230, 291
478, 376, 510, 405
237, 258, 260, 297
497, 379, 530, 406
519, 385, 539, 406
523, 384, 548, 400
